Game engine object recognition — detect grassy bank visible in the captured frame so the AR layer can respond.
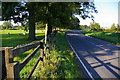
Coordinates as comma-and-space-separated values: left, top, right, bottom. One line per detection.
1, 30, 45, 47
80, 30, 120, 45
31, 31, 83, 79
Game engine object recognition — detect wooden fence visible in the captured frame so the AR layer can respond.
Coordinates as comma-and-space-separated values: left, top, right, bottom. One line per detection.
5, 40, 44, 80
1, 31, 57, 80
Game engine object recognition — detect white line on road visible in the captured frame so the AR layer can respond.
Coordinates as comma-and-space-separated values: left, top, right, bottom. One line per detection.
66, 35, 95, 80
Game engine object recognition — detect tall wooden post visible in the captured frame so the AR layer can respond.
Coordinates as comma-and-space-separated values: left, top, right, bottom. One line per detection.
5, 47, 19, 80
0, 50, 2, 80
45, 24, 48, 45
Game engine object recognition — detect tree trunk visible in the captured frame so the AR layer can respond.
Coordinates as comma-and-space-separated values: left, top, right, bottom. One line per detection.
47, 23, 52, 35
28, 4, 36, 41
47, 4, 52, 36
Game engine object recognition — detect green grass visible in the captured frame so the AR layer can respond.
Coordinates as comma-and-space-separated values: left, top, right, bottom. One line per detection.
80, 30, 120, 45
1, 30, 45, 47
0, 30, 45, 78
19, 50, 41, 78
31, 31, 83, 79
12, 48, 41, 79
1, 30, 83, 79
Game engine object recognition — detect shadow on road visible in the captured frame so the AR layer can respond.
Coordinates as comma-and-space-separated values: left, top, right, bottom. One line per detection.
66, 30, 120, 78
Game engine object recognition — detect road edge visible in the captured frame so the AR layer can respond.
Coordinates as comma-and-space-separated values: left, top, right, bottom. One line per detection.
65, 31, 94, 80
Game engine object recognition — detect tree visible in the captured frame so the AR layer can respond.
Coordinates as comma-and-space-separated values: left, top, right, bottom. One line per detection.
2, 2, 36, 40
34, 2, 97, 34
2, 21, 13, 29
111, 23, 117, 31
2, 2, 18, 20
80, 25, 90, 30
90, 22, 101, 31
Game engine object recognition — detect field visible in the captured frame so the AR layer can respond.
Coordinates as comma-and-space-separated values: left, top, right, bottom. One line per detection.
80, 30, 120, 45
1, 30, 45, 47
1, 30, 82, 79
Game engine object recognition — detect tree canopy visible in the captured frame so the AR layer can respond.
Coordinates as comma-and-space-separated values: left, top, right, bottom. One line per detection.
2, 2, 97, 40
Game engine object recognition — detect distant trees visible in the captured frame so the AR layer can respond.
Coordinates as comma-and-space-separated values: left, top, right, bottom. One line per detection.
111, 24, 120, 31
101, 23, 119, 32
80, 25, 90, 30
111, 23, 117, 31
79, 23, 120, 32
89, 22, 102, 31
2, 21, 13, 29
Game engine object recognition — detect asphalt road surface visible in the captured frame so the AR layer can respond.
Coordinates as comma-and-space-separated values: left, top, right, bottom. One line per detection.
66, 30, 120, 79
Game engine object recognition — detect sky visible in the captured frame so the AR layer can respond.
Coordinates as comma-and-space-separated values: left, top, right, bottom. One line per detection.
0, 0, 119, 28
76, 0, 119, 28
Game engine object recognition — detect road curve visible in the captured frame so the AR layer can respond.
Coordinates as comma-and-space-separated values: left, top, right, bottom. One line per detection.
66, 30, 120, 79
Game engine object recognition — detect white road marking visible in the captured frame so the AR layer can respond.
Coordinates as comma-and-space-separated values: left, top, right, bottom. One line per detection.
66, 34, 95, 80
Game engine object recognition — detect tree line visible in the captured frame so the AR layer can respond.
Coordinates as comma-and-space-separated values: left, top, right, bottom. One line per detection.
1, 20, 119, 33
79, 23, 120, 32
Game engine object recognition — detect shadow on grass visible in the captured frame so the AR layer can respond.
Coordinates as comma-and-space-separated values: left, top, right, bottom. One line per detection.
2, 33, 44, 47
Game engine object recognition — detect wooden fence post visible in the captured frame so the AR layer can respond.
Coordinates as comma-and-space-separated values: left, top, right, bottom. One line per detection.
5, 47, 19, 80
39, 41, 44, 67
0, 51, 2, 80
45, 24, 48, 45
1, 49, 7, 80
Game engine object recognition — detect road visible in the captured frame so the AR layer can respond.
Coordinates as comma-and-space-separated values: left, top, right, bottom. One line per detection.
66, 30, 120, 79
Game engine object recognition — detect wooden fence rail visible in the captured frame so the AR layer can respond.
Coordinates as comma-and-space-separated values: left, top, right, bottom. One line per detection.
4, 40, 44, 80
1, 31, 57, 80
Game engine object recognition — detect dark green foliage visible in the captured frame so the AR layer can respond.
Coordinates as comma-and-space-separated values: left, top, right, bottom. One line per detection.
2, 2, 97, 28
2, 2, 97, 40
2, 2, 18, 20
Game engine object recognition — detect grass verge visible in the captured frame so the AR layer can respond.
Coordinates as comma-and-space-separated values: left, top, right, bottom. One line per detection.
80, 30, 120, 45
32, 30, 83, 79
